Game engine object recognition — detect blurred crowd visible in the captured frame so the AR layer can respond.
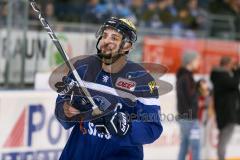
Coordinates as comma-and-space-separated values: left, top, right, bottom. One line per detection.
52, 0, 209, 30
0, 0, 240, 33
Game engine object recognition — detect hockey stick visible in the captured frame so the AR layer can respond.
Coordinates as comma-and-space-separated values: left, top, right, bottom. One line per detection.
29, 0, 102, 116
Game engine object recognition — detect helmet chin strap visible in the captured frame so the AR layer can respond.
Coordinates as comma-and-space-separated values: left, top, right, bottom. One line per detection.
96, 37, 126, 65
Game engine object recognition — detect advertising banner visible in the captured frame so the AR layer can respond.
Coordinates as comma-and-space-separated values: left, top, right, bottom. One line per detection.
143, 36, 240, 73
0, 29, 96, 84
0, 90, 240, 160
0, 91, 70, 160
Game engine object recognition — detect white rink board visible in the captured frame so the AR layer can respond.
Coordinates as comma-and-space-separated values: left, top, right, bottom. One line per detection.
0, 91, 70, 160
0, 90, 240, 160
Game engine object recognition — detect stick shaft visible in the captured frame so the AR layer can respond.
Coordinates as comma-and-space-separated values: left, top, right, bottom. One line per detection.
29, 1, 101, 114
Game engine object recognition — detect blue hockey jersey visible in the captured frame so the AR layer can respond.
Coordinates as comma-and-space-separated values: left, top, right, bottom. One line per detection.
55, 55, 163, 160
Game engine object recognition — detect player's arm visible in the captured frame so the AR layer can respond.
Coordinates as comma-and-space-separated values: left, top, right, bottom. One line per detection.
107, 75, 163, 146
54, 61, 91, 129
119, 95, 163, 146
93, 94, 162, 145
55, 95, 79, 129
91, 76, 163, 145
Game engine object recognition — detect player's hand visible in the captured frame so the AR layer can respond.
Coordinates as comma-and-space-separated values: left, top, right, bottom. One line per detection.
55, 76, 82, 95
68, 94, 112, 113
55, 76, 93, 112
55, 77, 111, 115
56, 76, 111, 115
63, 102, 80, 118
93, 112, 131, 136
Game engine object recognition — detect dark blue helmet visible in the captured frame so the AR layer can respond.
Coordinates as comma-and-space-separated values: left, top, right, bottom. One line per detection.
96, 17, 137, 43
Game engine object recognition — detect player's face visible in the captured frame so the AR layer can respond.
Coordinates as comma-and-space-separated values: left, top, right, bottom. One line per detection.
99, 28, 123, 57
191, 55, 201, 71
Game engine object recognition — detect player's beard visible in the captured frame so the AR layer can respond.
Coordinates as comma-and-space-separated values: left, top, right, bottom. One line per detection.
99, 44, 119, 65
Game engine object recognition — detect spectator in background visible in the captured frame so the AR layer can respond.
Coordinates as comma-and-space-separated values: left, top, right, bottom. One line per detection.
109, 0, 135, 20
130, 0, 145, 26
208, 0, 240, 39
177, 0, 199, 30
45, 2, 57, 22
175, 0, 210, 10
196, 79, 211, 125
0, 2, 7, 27
81, 0, 110, 24
172, 0, 208, 37
142, 0, 161, 28
224, 0, 240, 38
196, 78, 214, 148
187, 0, 208, 29
210, 56, 240, 160
28, 2, 43, 30
176, 50, 201, 160
198, 0, 210, 9
29, 3, 42, 21
232, 60, 240, 125
158, 0, 178, 28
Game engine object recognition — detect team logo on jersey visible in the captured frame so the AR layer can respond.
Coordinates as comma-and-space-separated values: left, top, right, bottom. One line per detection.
102, 75, 109, 83
115, 77, 136, 91
93, 95, 111, 111
148, 81, 156, 94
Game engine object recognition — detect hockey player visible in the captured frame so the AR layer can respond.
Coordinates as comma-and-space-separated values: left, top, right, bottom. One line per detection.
54, 17, 163, 160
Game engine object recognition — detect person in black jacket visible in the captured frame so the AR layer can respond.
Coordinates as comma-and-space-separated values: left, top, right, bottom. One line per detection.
210, 56, 240, 160
233, 61, 240, 125
176, 50, 201, 160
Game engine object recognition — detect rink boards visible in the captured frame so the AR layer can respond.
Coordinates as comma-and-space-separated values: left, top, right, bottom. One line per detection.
0, 89, 239, 160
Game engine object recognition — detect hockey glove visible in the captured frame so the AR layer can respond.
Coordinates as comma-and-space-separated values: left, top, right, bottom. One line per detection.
55, 76, 110, 113
93, 112, 131, 136
55, 76, 82, 96
55, 76, 92, 112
